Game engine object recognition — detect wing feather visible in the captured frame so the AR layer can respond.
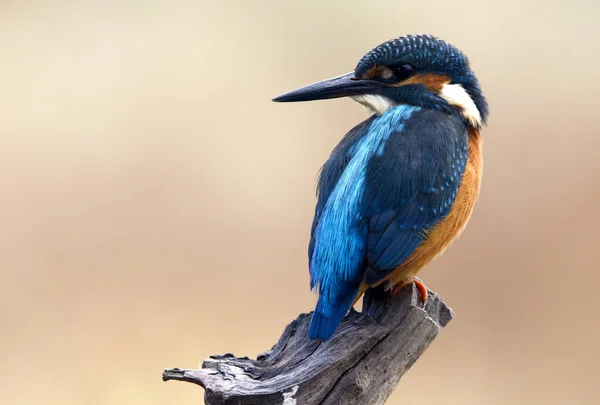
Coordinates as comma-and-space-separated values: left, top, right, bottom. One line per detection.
363, 110, 468, 284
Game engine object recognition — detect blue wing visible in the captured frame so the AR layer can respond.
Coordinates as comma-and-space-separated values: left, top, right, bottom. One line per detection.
362, 109, 468, 284
307, 108, 468, 340
308, 116, 375, 263
306, 117, 375, 340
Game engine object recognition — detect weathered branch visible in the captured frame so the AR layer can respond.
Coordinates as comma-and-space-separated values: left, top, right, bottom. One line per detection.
163, 283, 454, 405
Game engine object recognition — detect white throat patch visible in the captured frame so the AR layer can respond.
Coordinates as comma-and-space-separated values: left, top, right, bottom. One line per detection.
439, 83, 482, 127
351, 85, 482, 127
350, 94, 395, 116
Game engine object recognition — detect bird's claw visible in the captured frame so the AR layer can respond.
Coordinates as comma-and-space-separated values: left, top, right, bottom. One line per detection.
390, 277, 428, 304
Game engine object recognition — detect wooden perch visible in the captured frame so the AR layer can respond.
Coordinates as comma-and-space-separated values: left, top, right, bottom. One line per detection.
163, 283, 454, 405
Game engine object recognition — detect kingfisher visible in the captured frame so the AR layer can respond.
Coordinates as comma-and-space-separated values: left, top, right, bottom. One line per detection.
273, 34, 488, 341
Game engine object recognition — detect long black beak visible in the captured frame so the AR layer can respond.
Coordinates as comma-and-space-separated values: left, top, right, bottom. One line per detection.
272, 72, 380, 102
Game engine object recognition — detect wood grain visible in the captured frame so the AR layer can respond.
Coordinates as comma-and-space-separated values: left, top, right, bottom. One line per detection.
163, 283, 454, 405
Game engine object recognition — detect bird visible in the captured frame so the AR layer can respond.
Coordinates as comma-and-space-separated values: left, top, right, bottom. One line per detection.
273, 34, 489, 341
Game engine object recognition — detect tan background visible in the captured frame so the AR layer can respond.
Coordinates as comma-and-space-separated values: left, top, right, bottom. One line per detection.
1, 1, 599, 404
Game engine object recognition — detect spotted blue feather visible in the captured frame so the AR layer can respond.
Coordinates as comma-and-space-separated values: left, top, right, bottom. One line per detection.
308, 106, 468, 340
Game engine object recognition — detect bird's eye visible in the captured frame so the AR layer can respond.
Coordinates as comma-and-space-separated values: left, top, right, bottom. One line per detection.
389, 63, 415, 81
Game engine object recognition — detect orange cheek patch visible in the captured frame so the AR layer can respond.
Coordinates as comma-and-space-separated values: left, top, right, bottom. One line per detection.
395, 73, 450, 92
361, 65, 389, 80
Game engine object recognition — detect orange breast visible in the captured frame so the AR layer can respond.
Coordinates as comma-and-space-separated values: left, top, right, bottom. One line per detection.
375, 127, 483, 288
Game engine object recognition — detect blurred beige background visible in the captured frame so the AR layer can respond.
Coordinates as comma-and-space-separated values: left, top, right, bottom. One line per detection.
1, 1, 599, 404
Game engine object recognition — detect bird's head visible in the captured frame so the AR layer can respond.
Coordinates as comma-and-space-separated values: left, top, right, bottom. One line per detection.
273, 34, 488, 128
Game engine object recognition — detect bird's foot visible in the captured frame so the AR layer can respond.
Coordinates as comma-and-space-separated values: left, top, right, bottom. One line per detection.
390, 277, 428, 304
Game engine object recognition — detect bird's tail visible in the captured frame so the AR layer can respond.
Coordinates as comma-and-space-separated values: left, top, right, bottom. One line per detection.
308, 283, 360, 341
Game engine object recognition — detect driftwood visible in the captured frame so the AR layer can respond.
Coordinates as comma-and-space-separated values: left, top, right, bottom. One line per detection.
163, 282, 454, 405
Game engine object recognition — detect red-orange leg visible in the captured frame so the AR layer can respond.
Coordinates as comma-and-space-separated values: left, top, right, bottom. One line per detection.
390, 277, 428, 303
